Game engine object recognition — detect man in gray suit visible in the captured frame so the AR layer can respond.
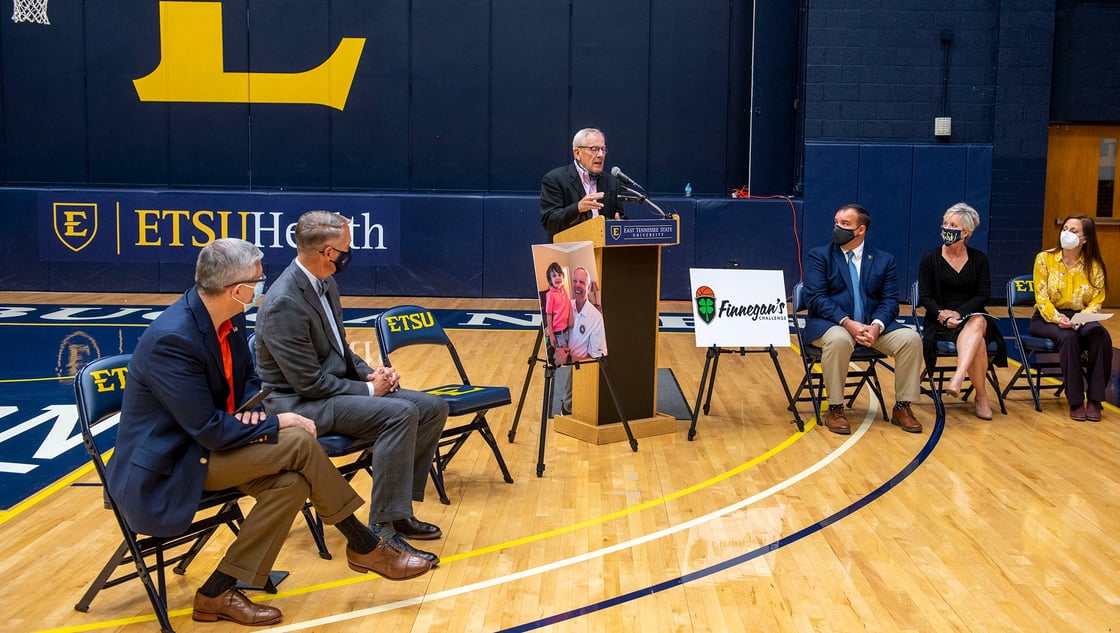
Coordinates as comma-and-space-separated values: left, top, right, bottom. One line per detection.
254, 211, 449, 566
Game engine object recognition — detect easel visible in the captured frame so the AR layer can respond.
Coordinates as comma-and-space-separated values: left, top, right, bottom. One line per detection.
508, 327, 637, 477
688, 345, 804, 440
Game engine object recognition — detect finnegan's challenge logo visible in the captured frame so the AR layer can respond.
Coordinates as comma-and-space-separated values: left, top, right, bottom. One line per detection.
695, 286, 717, 324
694, 285, 786, 325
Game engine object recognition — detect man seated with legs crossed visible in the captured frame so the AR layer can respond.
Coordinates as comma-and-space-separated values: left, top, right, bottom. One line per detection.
802, 203, 924, 434
255, 210, 449, 566
107, 238, 430, 627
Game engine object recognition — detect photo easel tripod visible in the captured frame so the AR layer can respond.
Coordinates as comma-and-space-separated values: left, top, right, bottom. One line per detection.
508, 327, 637, 477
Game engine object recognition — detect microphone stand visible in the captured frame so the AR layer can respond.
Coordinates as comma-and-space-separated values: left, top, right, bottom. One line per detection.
621, 184, 668, 218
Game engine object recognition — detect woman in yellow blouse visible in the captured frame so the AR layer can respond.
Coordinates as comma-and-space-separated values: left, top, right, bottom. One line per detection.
1030, 214, 1112, 421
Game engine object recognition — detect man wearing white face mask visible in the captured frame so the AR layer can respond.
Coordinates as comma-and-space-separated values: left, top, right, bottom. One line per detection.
107, 238, 432, 626
1030, 214, 1113, 421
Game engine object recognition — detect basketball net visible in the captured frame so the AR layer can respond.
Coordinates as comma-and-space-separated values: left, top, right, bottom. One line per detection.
12, 0, 49, 24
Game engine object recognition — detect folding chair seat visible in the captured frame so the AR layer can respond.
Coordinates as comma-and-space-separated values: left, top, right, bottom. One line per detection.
1002, 274, 1072, 411
374, 305, 514, 505
908, 281, 1007, 417
790, 282, 890, 422
74, 354, 248, 633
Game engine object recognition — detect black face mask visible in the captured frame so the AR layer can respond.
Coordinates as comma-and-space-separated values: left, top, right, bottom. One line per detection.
833, 224, 856, 246
331, 247, 353, 274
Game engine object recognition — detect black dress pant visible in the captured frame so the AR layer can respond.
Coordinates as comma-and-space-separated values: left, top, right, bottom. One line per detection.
1029, 310, 1113, 406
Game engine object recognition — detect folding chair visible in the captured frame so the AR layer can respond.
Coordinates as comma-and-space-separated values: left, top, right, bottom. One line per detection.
790, 282, 890, 422
374, 305, 514, 504
74, 354, 248, 633
909, 281, 1007, 417
247, 334, 373, 561
1002, 274, 1068, 411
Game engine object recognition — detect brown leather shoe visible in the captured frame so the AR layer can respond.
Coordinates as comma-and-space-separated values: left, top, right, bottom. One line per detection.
823, 405, 851, 435
1087, 401, 1102, 422
1070, 403, 1087, 421
192, 588, 282, 626
347, 539, 432, 581
890, 402, 922, 433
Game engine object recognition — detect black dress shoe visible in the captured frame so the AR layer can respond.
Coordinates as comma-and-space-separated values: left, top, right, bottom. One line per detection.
392, 516, 442, 540
387, 533, 440, 566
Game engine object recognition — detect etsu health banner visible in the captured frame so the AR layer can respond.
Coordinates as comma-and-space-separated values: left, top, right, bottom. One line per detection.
689, 268, 790, 348
37, 191, 401, 266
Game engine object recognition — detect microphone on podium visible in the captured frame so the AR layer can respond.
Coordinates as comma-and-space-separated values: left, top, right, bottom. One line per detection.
610, 166, 640, 189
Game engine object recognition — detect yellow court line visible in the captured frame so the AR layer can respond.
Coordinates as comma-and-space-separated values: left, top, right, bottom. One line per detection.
29, 419, 818, 632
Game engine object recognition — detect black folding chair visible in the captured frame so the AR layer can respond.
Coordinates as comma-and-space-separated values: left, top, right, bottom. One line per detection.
74, 354, 248, 633
1002, 274, 1069, 411
790, 282, 890, 422
374, 305, 514, 504
909, 280, 1007, 417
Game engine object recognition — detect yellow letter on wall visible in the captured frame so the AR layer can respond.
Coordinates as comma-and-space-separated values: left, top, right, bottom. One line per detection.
133, 1, 365, 110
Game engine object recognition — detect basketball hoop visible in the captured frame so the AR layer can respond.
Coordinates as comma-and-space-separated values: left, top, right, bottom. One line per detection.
11, 0, 49, 24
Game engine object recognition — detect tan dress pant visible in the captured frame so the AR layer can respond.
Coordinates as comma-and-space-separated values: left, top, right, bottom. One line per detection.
204, 427, 364, 586
813, 324, 923, 407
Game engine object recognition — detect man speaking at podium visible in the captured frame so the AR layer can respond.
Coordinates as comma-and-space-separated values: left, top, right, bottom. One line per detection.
540, 127, 627, 242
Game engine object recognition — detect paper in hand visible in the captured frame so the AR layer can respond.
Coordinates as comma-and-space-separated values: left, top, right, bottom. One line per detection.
1070, 312, 1113, 325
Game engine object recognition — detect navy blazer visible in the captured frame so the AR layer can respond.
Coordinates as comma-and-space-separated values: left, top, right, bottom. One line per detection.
802, 241, 904, 344
106, 288, 277, 537
539, 162, 625, 241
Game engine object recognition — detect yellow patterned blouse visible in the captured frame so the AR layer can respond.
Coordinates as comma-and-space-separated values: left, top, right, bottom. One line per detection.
1032, 250, 1106, 323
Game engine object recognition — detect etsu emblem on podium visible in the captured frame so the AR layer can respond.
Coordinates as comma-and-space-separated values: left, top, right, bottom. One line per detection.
611, 225, 622, 240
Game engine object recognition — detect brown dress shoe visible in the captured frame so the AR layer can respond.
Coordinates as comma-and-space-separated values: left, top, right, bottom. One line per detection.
347, 539, 432, 581
193, 588, 282, 626
824, 405, 851, 435
1087, 401, 1102, 422
1070, 403, 1087, 421
890, 402, 922, 433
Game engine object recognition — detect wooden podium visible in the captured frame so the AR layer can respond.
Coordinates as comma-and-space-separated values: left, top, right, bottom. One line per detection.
552, 215, 680, 444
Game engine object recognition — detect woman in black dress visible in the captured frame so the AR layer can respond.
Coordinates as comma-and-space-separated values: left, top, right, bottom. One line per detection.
917, 202, 1006, 419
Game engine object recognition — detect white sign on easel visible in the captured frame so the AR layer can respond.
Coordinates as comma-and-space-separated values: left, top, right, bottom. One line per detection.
689, 268, 789, 348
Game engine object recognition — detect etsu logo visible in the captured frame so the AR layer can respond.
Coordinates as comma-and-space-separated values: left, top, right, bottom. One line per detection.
611, 226, 622, 240
384, 311, 436, 333
53, 203, 98, 252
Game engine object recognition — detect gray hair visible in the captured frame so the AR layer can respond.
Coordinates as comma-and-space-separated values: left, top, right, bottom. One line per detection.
295, 210, 350, 254
572, 128, 604, 149
195, 238, 263, 296
943, 202, 980, 235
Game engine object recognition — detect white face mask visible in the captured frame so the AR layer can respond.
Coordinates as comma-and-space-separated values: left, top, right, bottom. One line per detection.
234, 281, 265, 312
1060, 229, 1081, 250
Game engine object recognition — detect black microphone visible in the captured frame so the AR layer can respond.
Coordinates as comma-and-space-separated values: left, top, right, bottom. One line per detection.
610, 166, 640, 189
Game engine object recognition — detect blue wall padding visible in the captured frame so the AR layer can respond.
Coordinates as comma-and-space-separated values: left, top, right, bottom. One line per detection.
802, 142, 993, 300
858, 144, 915, 280
693, 198, 804, 298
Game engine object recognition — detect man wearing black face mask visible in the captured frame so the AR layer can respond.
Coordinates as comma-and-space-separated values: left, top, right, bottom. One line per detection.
255, 211, 449, 566
802, 203, 924, 435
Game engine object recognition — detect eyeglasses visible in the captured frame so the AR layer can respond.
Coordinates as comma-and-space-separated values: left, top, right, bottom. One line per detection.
577, 146, 608, 155
225, 275, 266, 288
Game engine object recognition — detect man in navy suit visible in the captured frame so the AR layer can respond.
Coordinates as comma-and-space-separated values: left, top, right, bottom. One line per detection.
107, 239, 430, 627
803, 204, 924, 435
540, 127, 626, 241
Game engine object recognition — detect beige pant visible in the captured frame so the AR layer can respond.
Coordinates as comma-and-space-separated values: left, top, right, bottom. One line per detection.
204, 427, 365, 586
813, 325, 923, 407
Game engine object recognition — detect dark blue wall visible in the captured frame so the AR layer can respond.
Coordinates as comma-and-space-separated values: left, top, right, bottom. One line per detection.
0, 0, 756, 197
1052, 0, 1120, 123
3, 1, 1116, 301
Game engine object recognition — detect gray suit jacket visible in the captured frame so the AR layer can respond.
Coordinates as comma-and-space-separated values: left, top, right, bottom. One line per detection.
254, 260, 373, 410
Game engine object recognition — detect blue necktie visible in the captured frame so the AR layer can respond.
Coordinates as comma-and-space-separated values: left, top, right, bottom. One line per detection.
847, 250, 863, 323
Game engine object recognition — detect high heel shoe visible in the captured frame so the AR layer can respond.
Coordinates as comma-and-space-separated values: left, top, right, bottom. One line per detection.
974, 400, 993, 420
945, 379, 963, 399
